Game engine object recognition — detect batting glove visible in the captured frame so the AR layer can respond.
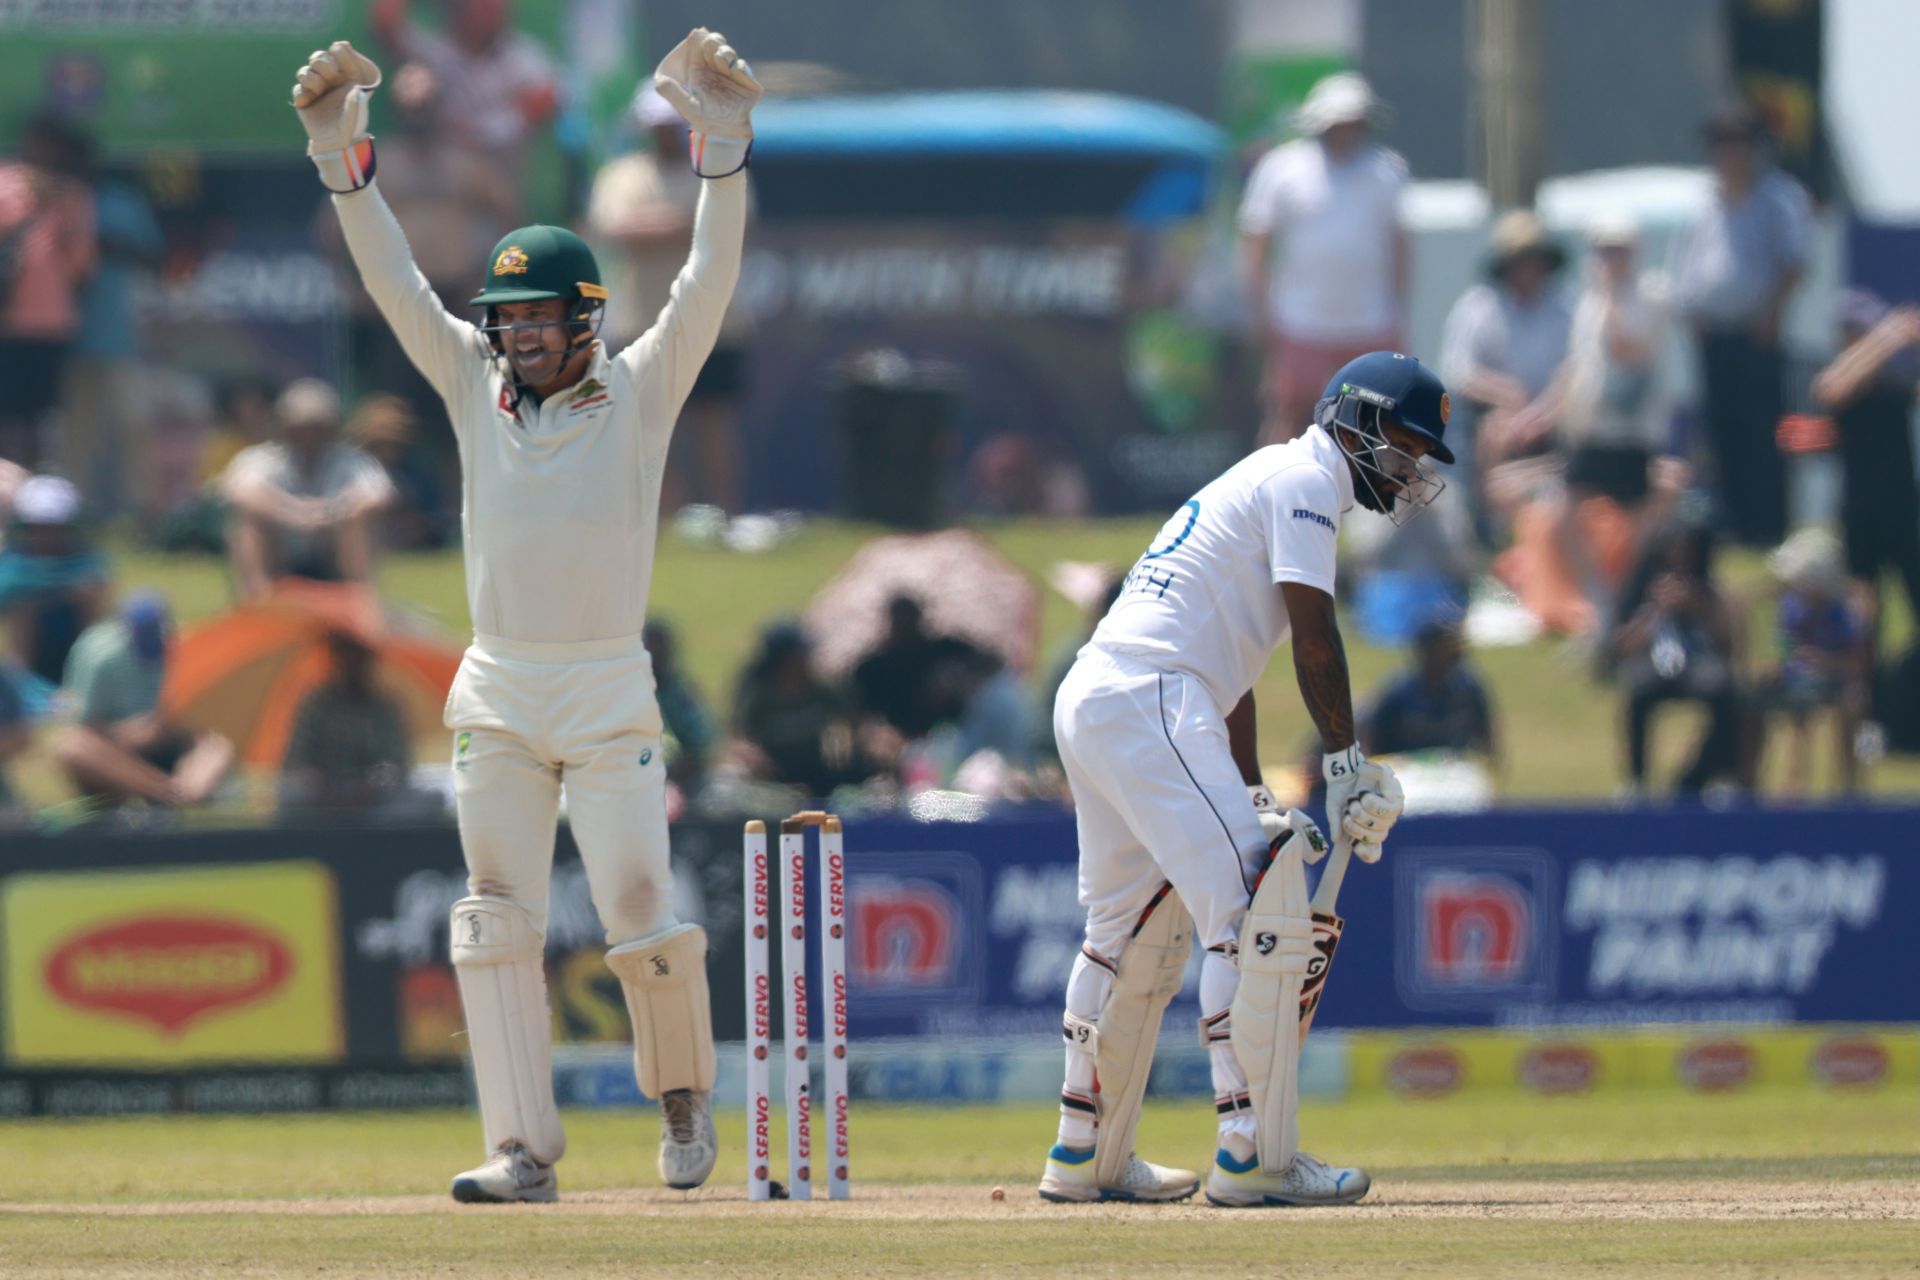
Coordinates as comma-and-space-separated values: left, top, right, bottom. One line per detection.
290, 40, 383, 193
654, 28, 762, 177
1322, 746, 1403, 864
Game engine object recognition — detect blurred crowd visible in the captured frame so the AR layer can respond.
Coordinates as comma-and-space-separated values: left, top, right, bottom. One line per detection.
0, 15, 1915, 826
1238, 78, 1902, 806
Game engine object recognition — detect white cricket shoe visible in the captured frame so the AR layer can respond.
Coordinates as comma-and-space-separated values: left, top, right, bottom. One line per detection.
659, 1088, 718, 1190
450, 1141, 558, 1204
1037, 1143, 1200, 1203
1206, 1147, 1371, 1207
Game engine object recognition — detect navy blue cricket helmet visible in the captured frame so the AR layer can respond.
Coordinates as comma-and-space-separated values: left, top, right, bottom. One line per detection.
1318, 351, 1454, 465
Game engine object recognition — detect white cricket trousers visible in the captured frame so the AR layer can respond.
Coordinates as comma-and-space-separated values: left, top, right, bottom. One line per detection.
1051, 645, 1268, 1140
445, 632, 677, 946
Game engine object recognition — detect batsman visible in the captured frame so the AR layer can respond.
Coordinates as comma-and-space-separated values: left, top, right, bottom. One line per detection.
290, 29, 760, 1202
1039, 353, 1451, 1207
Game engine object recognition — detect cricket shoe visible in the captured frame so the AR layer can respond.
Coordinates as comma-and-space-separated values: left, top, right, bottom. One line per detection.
450, 1141, 558, 1204
1036, 1143, 1200, 1203
659, 1088, 718, 1189
1206, 1148, 1370, 1207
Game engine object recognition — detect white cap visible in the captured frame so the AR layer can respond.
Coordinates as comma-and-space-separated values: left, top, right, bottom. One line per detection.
276, 378, 341, 430
13, 474, 80, 525
633, 85, 682, 129
1293, 72, 1379, 135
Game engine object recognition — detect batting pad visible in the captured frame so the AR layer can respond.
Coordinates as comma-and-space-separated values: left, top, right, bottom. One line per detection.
1230, 836, 1315, 1174
606, 924, 718, 1097
1083, 888, 1193, 1188
450, 895, 566, 1166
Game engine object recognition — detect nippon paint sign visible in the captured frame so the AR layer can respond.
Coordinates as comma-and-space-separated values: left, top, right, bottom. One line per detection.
1343, 808, 1920, 1029
1568, 855, 1885, 999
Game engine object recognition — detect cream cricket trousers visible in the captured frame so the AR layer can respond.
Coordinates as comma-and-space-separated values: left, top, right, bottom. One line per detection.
444, 632, 676, 946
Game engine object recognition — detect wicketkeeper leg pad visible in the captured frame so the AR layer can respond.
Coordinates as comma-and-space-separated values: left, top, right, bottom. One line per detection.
1228, 834, 1315, 1175
451, 895, 566, 1166
606, 924, 718, 1098
1067, 886, 1193, 1188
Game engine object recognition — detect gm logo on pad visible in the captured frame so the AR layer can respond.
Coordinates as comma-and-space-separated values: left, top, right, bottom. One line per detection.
1395, 849, 1557, 1011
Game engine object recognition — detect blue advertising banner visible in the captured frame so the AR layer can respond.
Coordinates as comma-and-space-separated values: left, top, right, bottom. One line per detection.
834, 806, 1920, 1036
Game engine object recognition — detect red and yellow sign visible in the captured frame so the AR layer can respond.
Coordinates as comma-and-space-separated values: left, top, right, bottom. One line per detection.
2, 862, 343, 1066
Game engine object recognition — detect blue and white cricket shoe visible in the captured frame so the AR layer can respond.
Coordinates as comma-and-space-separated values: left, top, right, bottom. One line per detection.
1037, 1143, 1200, 1203
1206, 1148, 1370, 1207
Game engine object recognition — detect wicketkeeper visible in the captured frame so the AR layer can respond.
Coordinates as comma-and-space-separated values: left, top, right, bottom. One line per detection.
291, 28, 759, 1203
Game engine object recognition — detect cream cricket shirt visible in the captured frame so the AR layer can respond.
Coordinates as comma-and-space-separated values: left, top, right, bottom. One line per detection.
333, 174, 745, 645
1090, 425, 1356, 711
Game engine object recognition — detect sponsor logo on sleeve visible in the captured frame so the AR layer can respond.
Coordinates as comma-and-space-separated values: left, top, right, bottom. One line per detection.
1292, 508, 1336, 531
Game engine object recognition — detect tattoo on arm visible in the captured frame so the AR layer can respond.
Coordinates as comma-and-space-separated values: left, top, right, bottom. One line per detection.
1281, 582, 1355, 752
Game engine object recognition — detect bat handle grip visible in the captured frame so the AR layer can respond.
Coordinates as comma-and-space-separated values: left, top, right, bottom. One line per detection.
1310, 833, 1353, 915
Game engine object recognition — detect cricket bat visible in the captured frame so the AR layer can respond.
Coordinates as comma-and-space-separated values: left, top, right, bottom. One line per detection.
1296, 832, 1353, 1035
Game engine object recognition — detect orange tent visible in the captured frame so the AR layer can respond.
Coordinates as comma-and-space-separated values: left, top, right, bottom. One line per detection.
161, 582, 463, 769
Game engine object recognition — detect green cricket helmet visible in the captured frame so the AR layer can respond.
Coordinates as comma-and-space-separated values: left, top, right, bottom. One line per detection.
471, 225, 608, 353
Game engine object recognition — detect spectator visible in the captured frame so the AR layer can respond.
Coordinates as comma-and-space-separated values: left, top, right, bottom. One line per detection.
1606, 511, 1744, 798
223, 379, 394, 601
1809, 292, 1920, 662
1757, 529, 1869, 797
0, 661, 29, 822
0, 114, 96, 468
644, 618, 717, 792
370, 0, 558, 195
201, 377, 281, 491
60, 132, 163, 523
1675, 104, 1813, 547
54, 592, 234, 810
730, 621, 870, 799
1496, 217, 1684, 637
1360, 619, 1499, 770
348, 393, 452, 551
0, 474, 107, 686
850, 594, 994, 741
278, 627, 433, 820
1239, 73, 1408, 445
588, 87, 753, 514
1440, 209, 1573, 539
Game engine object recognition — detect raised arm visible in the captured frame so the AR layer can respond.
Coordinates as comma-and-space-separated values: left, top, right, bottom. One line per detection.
291, 42, 482, 414
617, 30, 760, 431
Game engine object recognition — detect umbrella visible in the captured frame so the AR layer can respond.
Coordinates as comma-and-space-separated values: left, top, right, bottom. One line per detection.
161, 582, 463, 769
804, 529, 1039, 679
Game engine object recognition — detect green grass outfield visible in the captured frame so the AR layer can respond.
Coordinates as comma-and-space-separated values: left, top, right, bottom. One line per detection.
0, 1089, 1913, 1276
65, 516, 1920, 805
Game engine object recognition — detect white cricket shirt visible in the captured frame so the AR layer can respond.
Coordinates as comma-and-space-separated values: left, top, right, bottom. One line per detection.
1237, 139, 1406, 342
333, 174, 745, 646
1090, 425, 1355, 711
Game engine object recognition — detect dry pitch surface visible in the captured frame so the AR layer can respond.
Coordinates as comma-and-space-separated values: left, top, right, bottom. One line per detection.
1, 1091, 1915, 1277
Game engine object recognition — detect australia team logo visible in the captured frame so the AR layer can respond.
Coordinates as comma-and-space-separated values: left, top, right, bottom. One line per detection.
1396, 849, 1557, 1010
493, 245, 529, 276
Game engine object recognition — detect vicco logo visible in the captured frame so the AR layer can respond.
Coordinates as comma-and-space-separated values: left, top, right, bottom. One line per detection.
1386, 1045, 1463, 1097
1811, 1037, 1888, 1088
43, 916, 294, 1036
1519, 1043, 1598, 1094
1678, 1039, 1753, 1091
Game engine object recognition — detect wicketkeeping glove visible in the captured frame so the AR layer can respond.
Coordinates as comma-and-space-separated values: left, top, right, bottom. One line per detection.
290, 40, 383, 193
654, 27, 762, 177
1322, 746, 1404, 864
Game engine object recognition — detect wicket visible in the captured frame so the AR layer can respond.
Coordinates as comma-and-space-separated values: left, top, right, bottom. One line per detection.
743, 811, 850, 1201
